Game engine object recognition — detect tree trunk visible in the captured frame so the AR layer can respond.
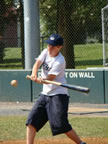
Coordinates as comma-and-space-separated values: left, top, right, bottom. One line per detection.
57, 0, 75, 68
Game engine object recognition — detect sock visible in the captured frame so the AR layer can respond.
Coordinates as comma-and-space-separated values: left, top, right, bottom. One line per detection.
80, 142, 86, 144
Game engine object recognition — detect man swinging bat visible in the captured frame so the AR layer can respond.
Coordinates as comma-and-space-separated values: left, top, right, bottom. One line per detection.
26, 34, 87, 144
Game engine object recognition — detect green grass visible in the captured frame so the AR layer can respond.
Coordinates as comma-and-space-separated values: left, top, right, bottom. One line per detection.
0, 43, 103, 69
0, 47, 22, 69
0, 116, 107, 141
74, 43, 103, 69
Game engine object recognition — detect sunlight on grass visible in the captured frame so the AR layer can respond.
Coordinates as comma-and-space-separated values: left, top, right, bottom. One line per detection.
0, 44, 103, 69
0, 116, 107, 141
74, 43, 103, 68
0, 48, 22, 69
4, 48, 22, 59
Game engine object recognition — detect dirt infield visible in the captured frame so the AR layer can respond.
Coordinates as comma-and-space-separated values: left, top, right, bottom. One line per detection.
0, 102, 108, 117
0, 138, 108, 144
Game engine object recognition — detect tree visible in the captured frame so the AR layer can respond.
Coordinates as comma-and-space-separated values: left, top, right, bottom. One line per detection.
0, 0, 17, 62
40, 0, 106, 68
0, 0, 17, 37
40, 0, 75, 68
0, 0, 24, 67
57, 0, 75, 68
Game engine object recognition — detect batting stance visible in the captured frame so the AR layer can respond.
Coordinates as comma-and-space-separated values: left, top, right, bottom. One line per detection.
26, 34, 86, 144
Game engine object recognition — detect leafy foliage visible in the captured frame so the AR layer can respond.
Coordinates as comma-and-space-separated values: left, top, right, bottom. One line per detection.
40, 0, 106, 42
4, 0, 13, 4
40, 0, 57, 36
0, 0, 17, 36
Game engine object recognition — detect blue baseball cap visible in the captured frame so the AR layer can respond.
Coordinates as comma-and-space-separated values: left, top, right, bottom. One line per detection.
44, 34, 64, 46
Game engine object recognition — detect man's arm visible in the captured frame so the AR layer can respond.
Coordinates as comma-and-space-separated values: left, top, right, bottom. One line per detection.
36, 74, 57, 84
31, 59, 57, 84
30, 59, 43, 82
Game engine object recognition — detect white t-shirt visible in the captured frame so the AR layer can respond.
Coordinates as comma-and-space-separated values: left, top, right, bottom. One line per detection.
37, 48, 68, 96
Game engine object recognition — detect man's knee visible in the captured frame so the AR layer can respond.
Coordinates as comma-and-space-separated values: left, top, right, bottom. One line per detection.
27, 124, 36, 132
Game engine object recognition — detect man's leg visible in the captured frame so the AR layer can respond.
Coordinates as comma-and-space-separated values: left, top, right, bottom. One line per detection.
26, 125, 36, 144
65, 129, 83, 144
26, 95, 48, 144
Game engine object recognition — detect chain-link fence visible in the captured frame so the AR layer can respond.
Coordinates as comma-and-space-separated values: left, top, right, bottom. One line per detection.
0, 0, 107, 69
102, 5, 108, 66
0, 0, 24, 69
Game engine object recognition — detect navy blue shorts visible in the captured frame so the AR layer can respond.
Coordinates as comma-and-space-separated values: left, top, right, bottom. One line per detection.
26, 94, 72, 136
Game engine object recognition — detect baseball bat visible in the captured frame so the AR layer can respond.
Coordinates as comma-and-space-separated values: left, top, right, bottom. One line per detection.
26, 75, 90, 93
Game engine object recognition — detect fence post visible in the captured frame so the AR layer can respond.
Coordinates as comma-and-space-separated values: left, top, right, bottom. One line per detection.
24, 0, 40, 69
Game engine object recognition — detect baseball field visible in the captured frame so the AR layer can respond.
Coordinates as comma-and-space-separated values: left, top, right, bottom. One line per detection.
0, 103, 108, 144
